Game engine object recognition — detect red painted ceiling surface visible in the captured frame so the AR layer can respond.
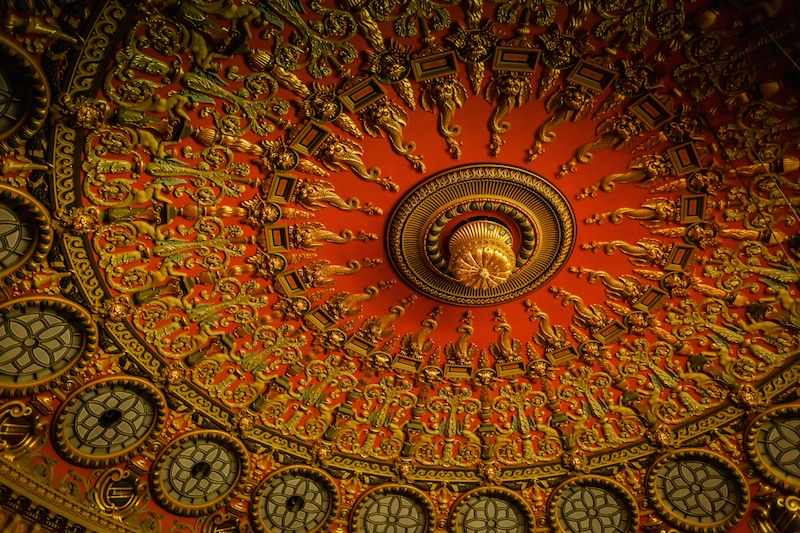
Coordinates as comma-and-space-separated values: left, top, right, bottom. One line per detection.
1, 0, 800, 531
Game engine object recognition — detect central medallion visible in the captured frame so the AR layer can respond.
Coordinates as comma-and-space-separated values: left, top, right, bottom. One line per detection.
448, 220, 516, 290
387, 164, 575, 306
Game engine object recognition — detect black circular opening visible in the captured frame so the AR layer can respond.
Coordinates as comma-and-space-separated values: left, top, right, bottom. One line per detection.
99, 408, 123, 428
191, 461, 212, 479
287, 495, 305, 512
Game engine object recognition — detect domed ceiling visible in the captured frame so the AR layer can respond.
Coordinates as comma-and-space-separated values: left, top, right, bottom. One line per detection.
0, 0, 799, 532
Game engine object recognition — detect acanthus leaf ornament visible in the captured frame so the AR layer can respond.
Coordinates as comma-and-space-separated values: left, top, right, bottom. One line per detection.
578, 154, 675, 199
485, 71, 533, 156
9, 1, 800, 531
419, 74, 468, 159
529, 83, 597, 162
559, 111, 647, 177
315, 133, 398, 191
360, 97, 426, 173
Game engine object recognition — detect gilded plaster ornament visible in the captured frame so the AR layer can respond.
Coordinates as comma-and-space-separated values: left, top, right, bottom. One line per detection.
316, 134, 398, 191
5, 1, 800, 531
538, 25, 589, 96
363, 39, 416, 108
448, 220, 516, 290
560, 112, 647, 177
420, 76, 468, 159
579, 153, 677, 199
570, 267, 647, 304
293, 177, 382, 215
360, 98, 425, 172
586, 196, 682, 227
529, 83, 596, 162
485, 71, 533, 156
447, 20, 501, 93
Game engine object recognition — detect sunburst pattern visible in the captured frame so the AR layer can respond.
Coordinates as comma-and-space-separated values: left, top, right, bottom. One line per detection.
0, 0, 799, 531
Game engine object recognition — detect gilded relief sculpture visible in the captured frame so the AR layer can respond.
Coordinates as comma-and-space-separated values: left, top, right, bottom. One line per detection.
0, 1, 798, 533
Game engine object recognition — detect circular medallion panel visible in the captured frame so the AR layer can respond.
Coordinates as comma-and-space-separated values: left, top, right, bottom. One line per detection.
549, 476, 638, 533
252, 466, 337, 533
53, 377, 166, 467
152, 431, 249, 516
352, 486, 433, 533
387, 164, 575, 306
747, 406, 800, 493
0, 185, 52, 285
450, 488, 533, 533
0, 35, 50, 149
647, 450, 748, 533
0, 297, 95, 394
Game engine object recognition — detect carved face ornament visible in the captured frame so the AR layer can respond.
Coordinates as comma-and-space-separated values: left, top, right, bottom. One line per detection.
500, 74, 524, 96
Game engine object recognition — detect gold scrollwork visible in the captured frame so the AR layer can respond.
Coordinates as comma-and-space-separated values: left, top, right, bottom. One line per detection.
0, 400, 46, 459
93, 467, 148, 519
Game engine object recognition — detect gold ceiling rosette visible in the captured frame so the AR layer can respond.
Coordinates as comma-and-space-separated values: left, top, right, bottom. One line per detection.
387, 164, 574, 306
448, 219, 516, 290
0, 0, 798, 532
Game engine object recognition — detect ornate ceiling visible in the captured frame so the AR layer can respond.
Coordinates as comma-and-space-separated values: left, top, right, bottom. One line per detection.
0, 0, 799, 532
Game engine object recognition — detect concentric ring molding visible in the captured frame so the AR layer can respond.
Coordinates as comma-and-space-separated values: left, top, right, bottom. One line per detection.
152, 430, 250, 517
251, 466, 339, 533
0, 296, 96, 396
0, 185, 53, 285
426, 199, 538, 271
53, 376, 166, 467
351, 485, 434, 533
0, 34, 51, 149
548, 476, 639, 533
387, 164, 575, 306
746, 405, 800, 494
646, 449, 749, 533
